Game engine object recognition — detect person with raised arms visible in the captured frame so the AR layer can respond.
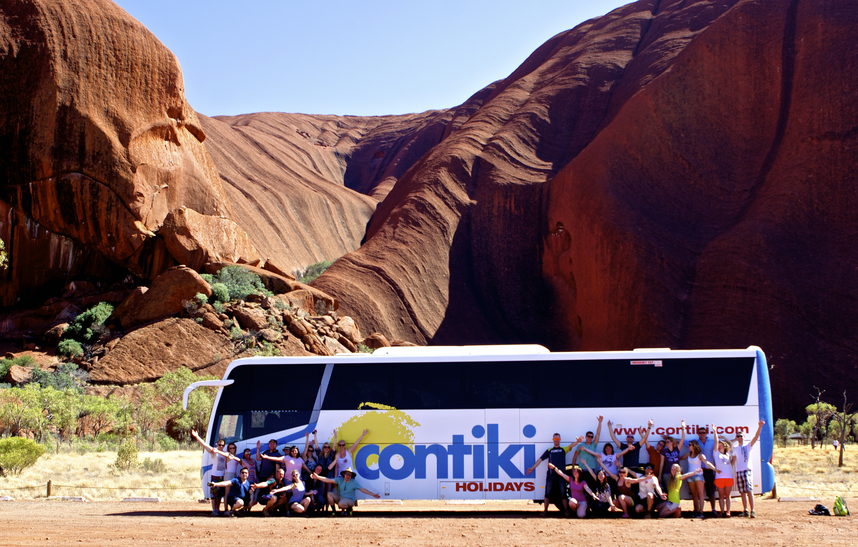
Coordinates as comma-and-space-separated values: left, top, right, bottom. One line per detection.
608, 419, 653, 473
570, 416, 604, 488
208, 467, 252, 517
622, 463, 666, 518
311, 466, 380, 516
525, 433, 584, 516
547, 462, 597, 518
657, 420, 686, 489
731, 419, 765, 518
656, 463, 704, 518
329, 428, 369, 477
190, 429, 229, 516
598, 461, 641, 518
684, 425, 717, 516
710, 426, 736, 518
680, 439, 718, 518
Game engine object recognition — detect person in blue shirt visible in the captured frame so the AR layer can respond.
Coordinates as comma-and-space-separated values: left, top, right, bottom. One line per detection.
208, 467, 252, 516
311, 467, 380, 516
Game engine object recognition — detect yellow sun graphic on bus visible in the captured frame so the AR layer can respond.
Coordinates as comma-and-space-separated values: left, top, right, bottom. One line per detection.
330, 402, 420, 469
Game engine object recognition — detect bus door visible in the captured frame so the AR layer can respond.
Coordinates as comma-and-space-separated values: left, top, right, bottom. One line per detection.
484, 409, 524, 499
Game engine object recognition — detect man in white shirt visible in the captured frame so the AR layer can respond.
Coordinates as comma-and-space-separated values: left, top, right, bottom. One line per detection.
733, 420, 765, 518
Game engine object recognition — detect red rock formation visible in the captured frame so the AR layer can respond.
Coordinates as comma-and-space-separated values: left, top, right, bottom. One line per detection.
314, 0, 858, 418
0, 0, 253, 305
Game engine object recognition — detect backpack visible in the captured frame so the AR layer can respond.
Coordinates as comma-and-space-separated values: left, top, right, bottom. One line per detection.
833, 496, 849, 517
809, 504, 831, 516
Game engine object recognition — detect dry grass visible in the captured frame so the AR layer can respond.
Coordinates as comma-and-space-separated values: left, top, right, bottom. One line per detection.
772, 444, 857, 498
0, 450, 203, 501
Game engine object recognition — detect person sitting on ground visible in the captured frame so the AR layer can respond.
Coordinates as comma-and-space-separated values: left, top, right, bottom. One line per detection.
269, 469, 313, 516
208, 467, 252, 517
239, 447, 259, 511
255, 467, 288, 517
582, 461, 616, 517
547, 463, 596, 518
622, 463, 666, 518
190, 429, 228, 516
329, 429, 369, 477
311, 466, 380, 516
656, 463, 703, 518
598, 461, 640, 519
305, 464, 328, 514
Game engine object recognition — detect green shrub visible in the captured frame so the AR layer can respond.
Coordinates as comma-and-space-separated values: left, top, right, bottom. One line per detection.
229, 326, 243, 339
114, 437, 139, 471
223, 318, 233, 329
57, 339, 84, 359
298, 259, 335, 284
274, 299, 288, 310
212, 301, 224, 314
141, 457, 167, 473
253, 341, 281, 357
213, 266, 271, 301
0, 437, 46, 474
0, 355, 36, 377
156, 433, 179, 452
210, 283, 229, 303
194, 292, 208, 306
200, 273, 214, 285
64, 302, 113, 343
30, 362, 88, 391
357, 344, 373, 354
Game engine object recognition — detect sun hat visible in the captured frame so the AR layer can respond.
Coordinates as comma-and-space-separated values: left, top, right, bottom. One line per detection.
340, 467, 357, 477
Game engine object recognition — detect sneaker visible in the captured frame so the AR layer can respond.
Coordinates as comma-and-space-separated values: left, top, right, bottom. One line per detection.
224, 511, 231, 517
750, 511, 756, 518
740, 511, 750, 517
211, 510, 220, 517
262, 508, 271, 517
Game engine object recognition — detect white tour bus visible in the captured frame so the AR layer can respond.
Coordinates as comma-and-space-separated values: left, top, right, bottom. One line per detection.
184, 345, 775, 502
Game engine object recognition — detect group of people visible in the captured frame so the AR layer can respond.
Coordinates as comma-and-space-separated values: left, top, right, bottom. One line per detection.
192, 428, 380, 517
526, 416, 766, 519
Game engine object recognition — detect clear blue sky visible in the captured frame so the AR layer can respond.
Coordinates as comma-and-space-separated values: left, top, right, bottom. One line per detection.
113, 0, 629, 117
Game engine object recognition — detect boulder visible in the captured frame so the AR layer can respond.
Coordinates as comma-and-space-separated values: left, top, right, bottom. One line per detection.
259, 329, 282, 343
201, 312, 224, 331
107, 266, 212, 329
88, 318, 234, 384
42, 323, 69, 345
334, 316, 361, 345
160, 207, 260, 271
4, 365, 32, 386
204, 263, 338, 312
322, 336, 351, 355
232, 306, 268, 332
336, 335, 357, 353
362, 333, 391, 349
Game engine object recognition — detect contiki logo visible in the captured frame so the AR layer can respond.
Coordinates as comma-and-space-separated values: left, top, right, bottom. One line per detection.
355, 424, 539, 480
611, 424, 751, 437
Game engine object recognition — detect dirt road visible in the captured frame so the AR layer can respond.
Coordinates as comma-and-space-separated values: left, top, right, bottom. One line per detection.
0, 498, 854, 546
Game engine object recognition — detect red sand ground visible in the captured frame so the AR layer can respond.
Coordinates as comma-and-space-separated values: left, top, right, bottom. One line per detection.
0, 498, 855, 546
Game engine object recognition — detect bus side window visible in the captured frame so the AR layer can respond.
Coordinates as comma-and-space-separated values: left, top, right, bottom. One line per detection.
215, 413, 243, 444
393, 363, 463, 409
323, 363, 392, 410
464, 361, 533, 409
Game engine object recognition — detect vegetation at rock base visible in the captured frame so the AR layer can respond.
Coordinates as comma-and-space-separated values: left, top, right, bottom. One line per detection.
56, 339, 83, 359
0, 355, 36, 378
0, 437, 45, 474
63, 302, 113, 343
297, 259, 335, 284
205, 266, 272, 301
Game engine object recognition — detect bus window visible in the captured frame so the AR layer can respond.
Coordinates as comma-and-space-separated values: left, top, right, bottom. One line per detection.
464, 361, 533, 408
213, 413, 243, 444
322, 363, 392, 410
393, 362, 462, 409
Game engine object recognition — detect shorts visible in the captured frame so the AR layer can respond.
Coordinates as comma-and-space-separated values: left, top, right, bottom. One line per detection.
209, 475, 224, 497
590, 500, 611, 515
686, 474, 704, 483
714, 477, 734, 489
544, 474, 567, 500
328, 492, 356, 509
662, 501, 680, 511
736, 469, 752, 493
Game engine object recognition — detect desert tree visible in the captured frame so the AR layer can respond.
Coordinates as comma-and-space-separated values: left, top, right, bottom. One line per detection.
827, 391, 855, 467
806, 387, 835, 449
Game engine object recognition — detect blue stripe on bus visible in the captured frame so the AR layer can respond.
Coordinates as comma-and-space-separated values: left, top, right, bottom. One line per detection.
755, 348, 775, 493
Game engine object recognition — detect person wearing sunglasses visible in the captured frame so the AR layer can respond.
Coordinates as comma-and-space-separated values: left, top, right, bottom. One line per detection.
317, 438, 336, 512
730, 419, 765, 518
329, 428, 369, 478
571, 416, 604, 489
191, 429, 229, 516
622, 463, 667, 518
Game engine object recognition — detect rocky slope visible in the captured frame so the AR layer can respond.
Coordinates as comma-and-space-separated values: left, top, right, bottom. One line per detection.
312, 0, 858, 418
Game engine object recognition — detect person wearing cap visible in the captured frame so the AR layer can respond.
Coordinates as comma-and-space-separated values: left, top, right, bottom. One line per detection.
208, 467, 252, 517
256, 467, 289, 516
311, 466, 380, 516
685, 425, 717, 516
525, 433, 584, 516
607, 418, 653, 473
732, 420, 765, 518
256, 438, 282, 481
